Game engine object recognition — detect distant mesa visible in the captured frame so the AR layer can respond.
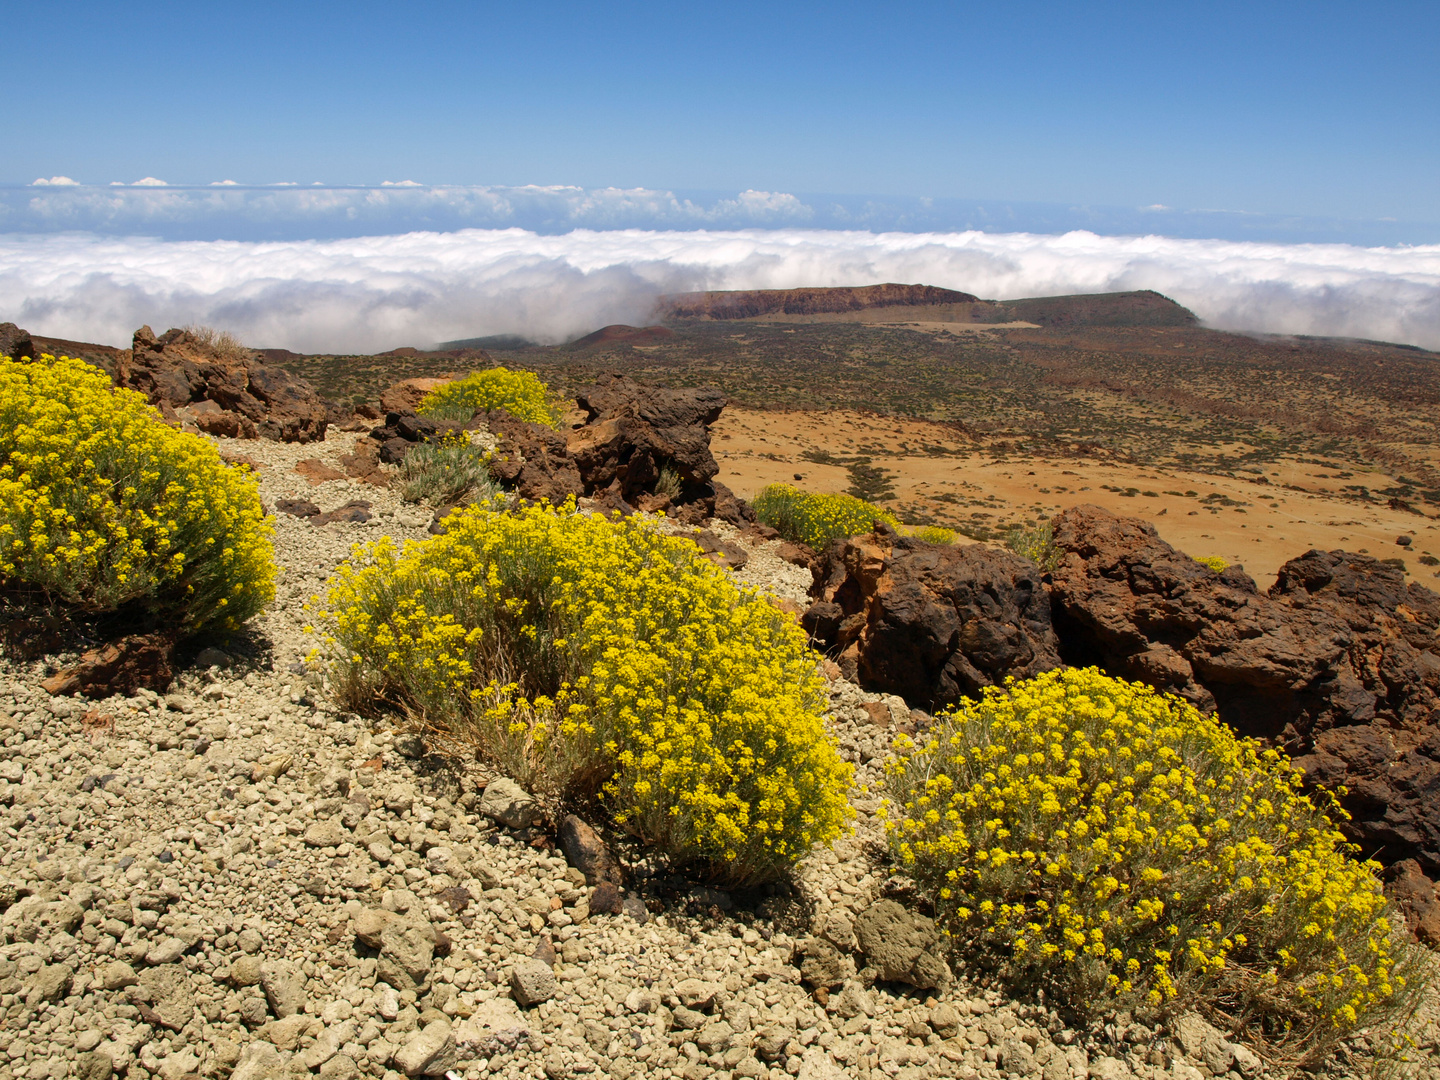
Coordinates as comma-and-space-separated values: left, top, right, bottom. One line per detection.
659, 283, 980, 320
980, 290, 1198, 329
657, 283, 1198, 330
438, 334, 538, 351
570, 324, 675, 348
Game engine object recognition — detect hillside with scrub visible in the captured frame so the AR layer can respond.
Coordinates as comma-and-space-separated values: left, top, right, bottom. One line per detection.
0, 316, 1437, 1080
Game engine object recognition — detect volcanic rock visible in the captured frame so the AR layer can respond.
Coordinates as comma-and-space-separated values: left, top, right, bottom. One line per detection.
805, 522, 1060, 711
40, 633, 175, 698
1048, 505, 1440, 888
117, 326, 331, 442
0, 322, 35, 361
485, 415, 585, 504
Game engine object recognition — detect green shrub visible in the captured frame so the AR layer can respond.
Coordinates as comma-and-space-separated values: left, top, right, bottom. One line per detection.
398, 433, 497, 506
314, 498, 851, 886
1195, 555, 1229, 573
906, 524, 956, 545
884, 668, 1422, 1059
752, 483, 900, 550
1419, 554, 1439, 567
417, 367, 559, 427
0, 355, 274, 634
1004, 521, 1058, 572
654, 464, 682, 501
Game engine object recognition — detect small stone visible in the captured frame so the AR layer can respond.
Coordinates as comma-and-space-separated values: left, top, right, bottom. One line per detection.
929, 1002, 962, 1038
392, 1019, 456, 1076
557, 814, 620, 885
195, 646, 232, 669
99, 960, 139, 990
228, 954, 263, 986
589, 881, 623, 914
231, 1041, 285, 1080
622, 893, 650, 923
305, 819, 347, 847
394, 733, 426, 758
674, 978, 720, 1011
26, 962, 73, 1004
625, 987, 661, 1014
74, 1052, 114, 1080
478, 777, 543, 829
144, 936, 190, 965
260, 958, 307, 1018
510, 957, 557, 1006
1230, 1043, 1262, 1078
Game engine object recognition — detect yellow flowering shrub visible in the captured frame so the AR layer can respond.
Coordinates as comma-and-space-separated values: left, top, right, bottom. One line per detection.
884, 668, 1422, 1056
1004, 520, 1059, 572
417, 367, 559, 427
315, 499, 851, 885
0, 355, 274, 633
1195, 555, 1229, 573
752, 483, 900, 550
907, 524, 956, 545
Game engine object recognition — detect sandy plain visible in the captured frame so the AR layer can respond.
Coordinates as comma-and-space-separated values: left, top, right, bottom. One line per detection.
712, 406, 1440, 586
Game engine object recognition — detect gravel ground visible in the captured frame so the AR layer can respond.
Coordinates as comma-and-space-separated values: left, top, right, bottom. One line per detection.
1, 430, 1436, 1080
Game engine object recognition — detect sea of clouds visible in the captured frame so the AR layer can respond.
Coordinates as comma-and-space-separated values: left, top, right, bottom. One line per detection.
1, 183, 1437, 353
2, 226, 1437, 354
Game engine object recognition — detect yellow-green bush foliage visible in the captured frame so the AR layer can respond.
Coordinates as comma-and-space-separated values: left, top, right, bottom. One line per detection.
1004, 521, 1059, 572
315, 499, 851, 885
1195, 555, 1229, 573
752, 483, 900, 550
417, 367, 558, 427
0, 355, 274, 631
884, 668, 1418, 1052
907, 524, 956, 545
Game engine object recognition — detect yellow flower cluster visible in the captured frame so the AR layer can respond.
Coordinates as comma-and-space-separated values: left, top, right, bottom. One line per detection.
1195, 555, 1229, 573
752, 483, 900, 550
417, 367, 559, 427
0, 355, 274, 631
907, 524, 956, 545
315, 498, 851, 885
883, 667, 1416, 1048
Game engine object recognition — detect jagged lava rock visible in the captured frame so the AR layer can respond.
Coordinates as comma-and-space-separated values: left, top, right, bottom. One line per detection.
805, 521, 1060, 711
118, 326, 331, 442
1048, 504, 1440, 895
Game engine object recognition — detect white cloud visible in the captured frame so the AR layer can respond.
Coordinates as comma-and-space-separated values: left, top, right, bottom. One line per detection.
131, 177, 168, 186
31, 176, 79, 186
0, 228, 1436, 354
381, 180, 422, 187
211, 180, 239, 186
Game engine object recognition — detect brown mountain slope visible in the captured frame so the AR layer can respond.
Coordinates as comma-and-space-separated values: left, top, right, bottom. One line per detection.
659, 283, 980, 319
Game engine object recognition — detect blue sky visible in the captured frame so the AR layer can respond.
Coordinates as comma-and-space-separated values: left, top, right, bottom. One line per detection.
4, 0, 1438, 227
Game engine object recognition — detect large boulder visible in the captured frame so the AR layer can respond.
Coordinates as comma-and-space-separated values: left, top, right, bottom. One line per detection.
804, 522, 1061, 710
1048, 504, 1440, 896
486, 414, 586, 504
567, 373, 728, 516
117, 326, 331, 442
0, 322, 34, 361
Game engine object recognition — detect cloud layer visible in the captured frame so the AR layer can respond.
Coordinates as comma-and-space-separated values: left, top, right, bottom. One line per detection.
2, 227, 1437, 354
4, 183, 1437, 247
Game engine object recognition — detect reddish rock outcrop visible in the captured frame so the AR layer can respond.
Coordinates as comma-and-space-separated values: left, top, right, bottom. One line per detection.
804, 522, 1060, 710
40, 633, 176, 697
117, 326, 331, 442
660, 284, 979, 320
1048, 504, 1440, 892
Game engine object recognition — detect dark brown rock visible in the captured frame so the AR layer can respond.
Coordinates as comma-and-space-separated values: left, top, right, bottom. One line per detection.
689, 530, 749, 570
0, 322, 35, 361
274, 498, 321, 519
558, 815, 621, 886
567, 374, 724, 504
312, 501, 372, 525
588, 882, 624, 915
41, 633, 175, 698
807, 522, 1061, 711
486, 415, 585, 504
1386, 860, 1440, 946
117, 326, 331, 442
1048, 504, 1440, 897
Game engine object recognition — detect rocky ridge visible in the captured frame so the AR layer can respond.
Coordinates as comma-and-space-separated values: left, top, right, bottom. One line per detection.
1, 433, 1436, 1080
